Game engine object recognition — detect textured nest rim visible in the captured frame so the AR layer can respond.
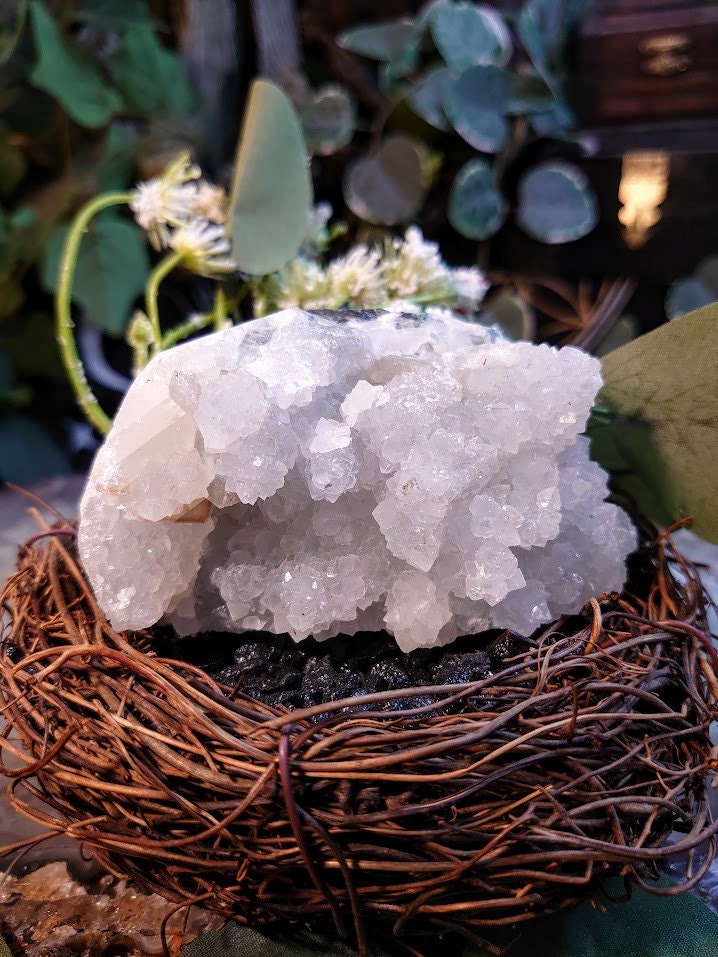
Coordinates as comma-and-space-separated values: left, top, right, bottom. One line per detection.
1, 508, 718, 957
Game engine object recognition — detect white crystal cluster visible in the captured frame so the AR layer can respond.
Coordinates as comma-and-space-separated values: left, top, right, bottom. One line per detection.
79, 309, 636, 652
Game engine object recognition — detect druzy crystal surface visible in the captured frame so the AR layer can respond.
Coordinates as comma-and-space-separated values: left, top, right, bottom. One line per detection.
79, 308, 636, 651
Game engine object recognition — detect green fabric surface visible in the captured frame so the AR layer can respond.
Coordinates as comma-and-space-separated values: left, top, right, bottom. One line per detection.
181, 882, 718, 957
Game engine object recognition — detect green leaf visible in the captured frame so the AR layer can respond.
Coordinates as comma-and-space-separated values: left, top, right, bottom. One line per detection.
0, 124, 27, 196
517, 161, 597, 244
408, 66, 453, 131
483, 290, 535, 340
94, 124, 139, 192
665, 277, 715, 321
0, 414, 69, 484
108, 25, 194, 117
448, 157, 506, 239
337, 18, 417, 64
0, 0, 28, 68
28, 0, 122, 128
505, 70, 555, 115
41, 216, 150, 337
0, 311, 65, 382
593, 303, 718, 541
343, 135, 426, 226
431, 0, 512, 69
444, 65, 508, 153
228, 79, 312, 275
0, 352, 12, 400
593, 313, 639, 357
529, 99, 576, 136
301, 84, 356, 156
666, 255, 718, 320
73, 0, 156, 29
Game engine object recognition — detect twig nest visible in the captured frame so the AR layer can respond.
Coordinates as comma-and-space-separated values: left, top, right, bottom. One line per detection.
79, 308, 635, 650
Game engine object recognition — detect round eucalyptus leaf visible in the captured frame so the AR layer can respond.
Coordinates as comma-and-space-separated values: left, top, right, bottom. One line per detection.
301, 84, 356, 156
529, 100, 576, 136
517, 162, 598, 244
408, 66, 452, 130
697, 254, 718, 294
344, 135, 425, 225
593, 313, 639, 357
665, 278, 715, 321
483, 290, 535, 340
448, 158, 506, 240
444, 65, 508, 153
431, 1, 512, 69
505, 70, 554, 115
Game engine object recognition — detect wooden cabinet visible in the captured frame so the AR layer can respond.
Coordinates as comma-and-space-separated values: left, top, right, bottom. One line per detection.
579, 1, 718, 126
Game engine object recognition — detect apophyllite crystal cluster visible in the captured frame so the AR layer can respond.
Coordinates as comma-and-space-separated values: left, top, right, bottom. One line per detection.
79, 308, 636, 652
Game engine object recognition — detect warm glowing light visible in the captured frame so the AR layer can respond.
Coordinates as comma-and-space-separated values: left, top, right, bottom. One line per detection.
618, 151, 670, 248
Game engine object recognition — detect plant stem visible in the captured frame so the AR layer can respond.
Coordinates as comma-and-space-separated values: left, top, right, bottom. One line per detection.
213, 286, 227, 331
145, 250, 184, 355
160, 311, 214, 350
55, 190, 132, 435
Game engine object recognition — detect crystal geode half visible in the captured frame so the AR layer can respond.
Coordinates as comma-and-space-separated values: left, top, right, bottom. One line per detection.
78, 308, 636, 651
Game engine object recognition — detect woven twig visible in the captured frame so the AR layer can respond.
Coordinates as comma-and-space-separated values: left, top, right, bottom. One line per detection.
1, 524, 717, 956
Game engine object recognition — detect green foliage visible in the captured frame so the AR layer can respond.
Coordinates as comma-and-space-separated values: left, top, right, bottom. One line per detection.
42, 216, 150, 337
228, 80, 313, 275
590, 303, 718, 543
108, 26, 195, 117
0, 0, 197, 478
517, 161, 597, 243
430, 0, 512, 69
337, 0, 597, 246
444, 65, 508, 153
666, 254, 718, 320
29, 1, 122, 128
301, 84, 356, 156
0, 414, 69, 483
344, 135, 425, 226
337, 18, 418, 65
448, 158, 506, 239
482, 289, 536, 340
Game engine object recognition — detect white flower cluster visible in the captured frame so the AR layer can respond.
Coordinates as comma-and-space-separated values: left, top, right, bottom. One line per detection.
258, 225, 489, 317
129, 153, 235, 277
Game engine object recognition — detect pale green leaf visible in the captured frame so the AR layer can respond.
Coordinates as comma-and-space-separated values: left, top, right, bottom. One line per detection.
229, 80, 312, 275
595, 303, 718, 541
483, 290, 535, 340
517, 161, 597, 244
28, 0, 122, 128
344, 135, 425, 226
408, 66, 452, 131
431, 0, 512, 69
448, 158, 506, 239
337, 18, 417, 63
41, 216, 150, 336
444, 65, 508, 153
301, 85, 356, 156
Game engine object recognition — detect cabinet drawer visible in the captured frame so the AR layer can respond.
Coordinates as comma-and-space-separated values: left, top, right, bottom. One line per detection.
579, 3, 718, 125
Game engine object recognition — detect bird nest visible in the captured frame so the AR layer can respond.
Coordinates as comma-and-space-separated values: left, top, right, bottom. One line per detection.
1, 512, 718, 957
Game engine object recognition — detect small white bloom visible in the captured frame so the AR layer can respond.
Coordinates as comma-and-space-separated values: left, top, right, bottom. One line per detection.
382, 226, 453, 301
327, 244, 384, 307
190, 181, 228, 224
130, 152, 202, 249
169, 219, 236, 276
452, 266, 489, 313
301, 202, 333, 256
276, 258, 333, 311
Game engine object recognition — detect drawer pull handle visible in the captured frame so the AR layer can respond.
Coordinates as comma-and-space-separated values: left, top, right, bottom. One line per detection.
639, 33, 693, 76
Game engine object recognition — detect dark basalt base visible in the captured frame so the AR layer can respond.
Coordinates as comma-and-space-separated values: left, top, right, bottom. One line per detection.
152, 548, 655, 712
151, 626, 525, 712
